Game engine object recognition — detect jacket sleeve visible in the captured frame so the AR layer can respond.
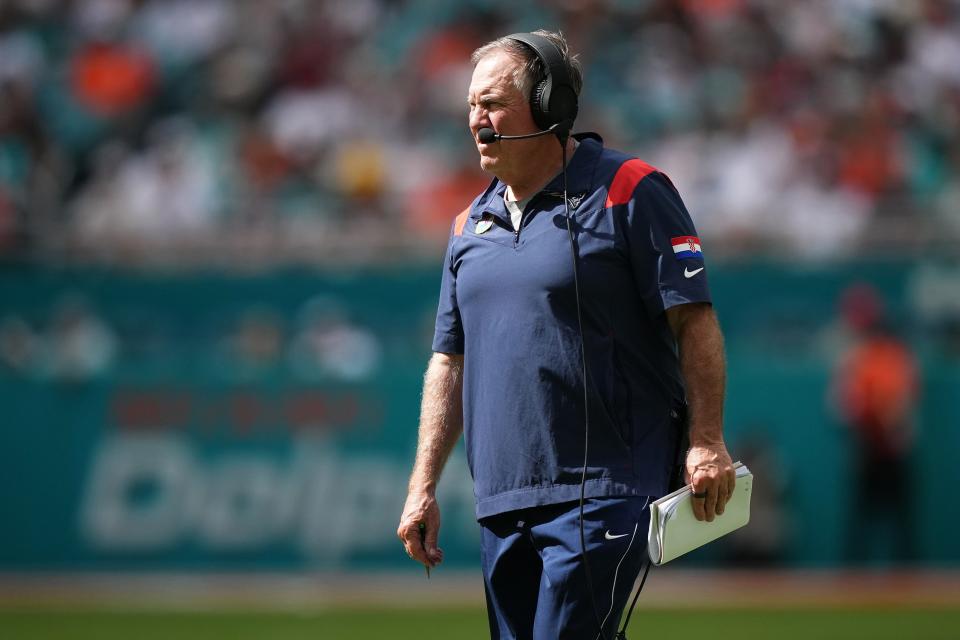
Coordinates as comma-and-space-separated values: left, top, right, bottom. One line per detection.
619, 169, 712, 317
431, 221, 465, 354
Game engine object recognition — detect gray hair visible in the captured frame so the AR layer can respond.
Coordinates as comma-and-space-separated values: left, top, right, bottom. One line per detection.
471, 30, 583, 101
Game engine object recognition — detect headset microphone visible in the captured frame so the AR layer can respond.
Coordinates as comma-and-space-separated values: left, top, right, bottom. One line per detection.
477, 120, 572, 144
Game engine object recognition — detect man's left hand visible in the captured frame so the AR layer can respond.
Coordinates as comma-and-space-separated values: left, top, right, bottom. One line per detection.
685, 442, 735, 522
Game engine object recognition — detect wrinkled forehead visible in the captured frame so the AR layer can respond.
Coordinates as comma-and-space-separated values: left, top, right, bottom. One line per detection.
468, 51, 521, 96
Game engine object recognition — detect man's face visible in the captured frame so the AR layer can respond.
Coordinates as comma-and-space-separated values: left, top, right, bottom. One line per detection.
467, 51, 540, 175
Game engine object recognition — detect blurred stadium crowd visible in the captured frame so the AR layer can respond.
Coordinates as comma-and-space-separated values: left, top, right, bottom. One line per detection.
1, 0, 959, 265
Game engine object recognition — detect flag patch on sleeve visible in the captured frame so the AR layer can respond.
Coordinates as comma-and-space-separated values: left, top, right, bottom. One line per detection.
671, 236, 703, 259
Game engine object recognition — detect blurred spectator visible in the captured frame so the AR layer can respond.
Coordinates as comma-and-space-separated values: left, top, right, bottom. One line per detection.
831, 283, 920, 566
71, 118, 221, 244
132, 0, 235, 71
69, 40, 155, 117
43, 294, 117, 381
287, 296, 381, 382
218, 305, 285, 380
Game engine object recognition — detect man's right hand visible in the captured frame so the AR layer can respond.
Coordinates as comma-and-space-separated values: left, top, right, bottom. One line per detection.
397, 491, 443, 568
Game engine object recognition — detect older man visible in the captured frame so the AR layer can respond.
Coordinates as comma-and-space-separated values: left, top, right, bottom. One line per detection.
398, 30, 735, 639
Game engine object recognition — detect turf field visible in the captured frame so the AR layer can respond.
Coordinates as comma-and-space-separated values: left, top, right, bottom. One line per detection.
4, 607, 960, 640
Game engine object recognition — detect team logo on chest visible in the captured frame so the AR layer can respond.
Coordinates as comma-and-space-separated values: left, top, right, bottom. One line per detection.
475, 214, 494, 235
544, 191, 586, 209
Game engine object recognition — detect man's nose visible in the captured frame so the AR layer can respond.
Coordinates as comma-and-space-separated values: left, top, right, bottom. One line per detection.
469, 106, 489, 133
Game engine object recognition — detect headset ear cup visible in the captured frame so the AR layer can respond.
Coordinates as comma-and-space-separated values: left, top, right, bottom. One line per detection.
507, 32, 578, 133
530, 79, 551, 130
530, 77, 578, 131
549, 84, 579, 126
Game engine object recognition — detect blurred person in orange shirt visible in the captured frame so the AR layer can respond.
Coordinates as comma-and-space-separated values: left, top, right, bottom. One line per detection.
833, 284, 919, 566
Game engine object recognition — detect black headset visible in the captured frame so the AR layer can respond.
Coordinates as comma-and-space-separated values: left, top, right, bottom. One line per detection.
506, 32, 579, 135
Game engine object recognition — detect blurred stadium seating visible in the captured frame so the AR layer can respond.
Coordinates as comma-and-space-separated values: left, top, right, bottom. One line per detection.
0, 0, 958, 264
1, 1, 958, 635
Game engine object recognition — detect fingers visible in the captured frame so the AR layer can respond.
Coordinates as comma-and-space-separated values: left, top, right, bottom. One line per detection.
397, 511, 443, 568
690, 471, 726, 522
685, 443, 736, 522
704, 483, 720, 521
397, 520, 430, 565
690, 474, 715, 522
690, 465, 738, 521
690, 486, 707, 521
712, 472, 729, 517
424, 523, 442, 565
398, 493, 444, 568
718, 467, 736, 516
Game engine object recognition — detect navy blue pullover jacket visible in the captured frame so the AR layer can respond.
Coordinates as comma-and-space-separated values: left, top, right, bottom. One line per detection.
432, 133, 711, 519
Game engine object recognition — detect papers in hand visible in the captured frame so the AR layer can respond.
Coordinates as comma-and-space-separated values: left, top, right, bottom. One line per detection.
647, 462, 753, 565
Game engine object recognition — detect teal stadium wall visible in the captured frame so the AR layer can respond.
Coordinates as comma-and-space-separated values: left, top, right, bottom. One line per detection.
0, 262, 957, 570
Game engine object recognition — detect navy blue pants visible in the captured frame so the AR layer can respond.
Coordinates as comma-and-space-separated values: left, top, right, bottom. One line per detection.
479, 496, 650, 640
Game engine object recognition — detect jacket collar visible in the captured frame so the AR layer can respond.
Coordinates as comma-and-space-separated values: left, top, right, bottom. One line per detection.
475, 132, 604, 220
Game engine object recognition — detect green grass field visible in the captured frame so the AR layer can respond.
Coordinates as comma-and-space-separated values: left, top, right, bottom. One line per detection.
3, 607, 960, 640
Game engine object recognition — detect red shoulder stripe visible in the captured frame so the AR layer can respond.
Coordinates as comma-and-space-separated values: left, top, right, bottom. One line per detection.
453, 207, 470, 236
604, 158, 657, 208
